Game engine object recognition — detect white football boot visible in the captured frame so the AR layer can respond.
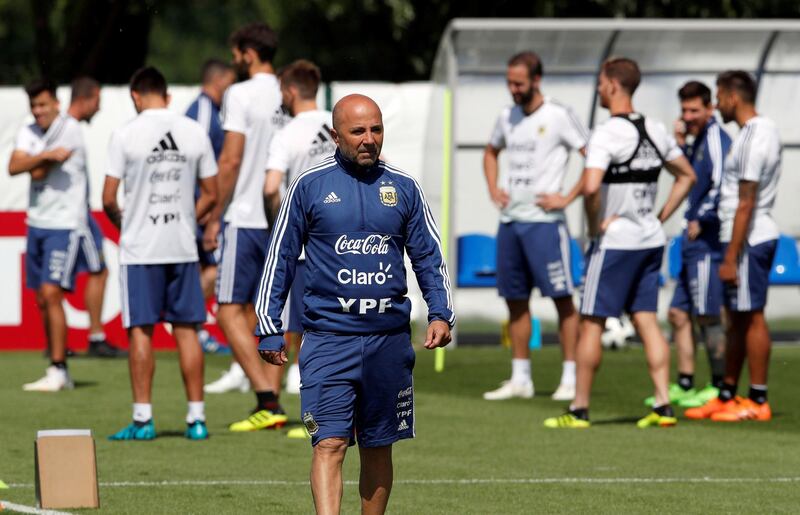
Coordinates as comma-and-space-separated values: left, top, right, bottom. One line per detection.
204, 362, 250, 393
23, 366, 74, 392
483, 380, 534, 400
551, 383, 576, 401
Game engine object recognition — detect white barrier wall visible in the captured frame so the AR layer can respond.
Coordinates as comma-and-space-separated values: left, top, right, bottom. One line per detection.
0, 83, 797, 326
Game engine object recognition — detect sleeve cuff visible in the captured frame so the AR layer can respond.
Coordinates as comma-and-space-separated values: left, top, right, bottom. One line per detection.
258, 335, 285, 352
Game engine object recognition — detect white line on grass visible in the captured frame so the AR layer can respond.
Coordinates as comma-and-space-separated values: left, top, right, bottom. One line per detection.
6, 477, 800, 488
0, 500, 73, 515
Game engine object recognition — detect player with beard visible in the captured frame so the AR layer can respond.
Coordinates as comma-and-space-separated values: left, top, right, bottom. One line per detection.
483, 51, 588, 402
202, 22, 291, 430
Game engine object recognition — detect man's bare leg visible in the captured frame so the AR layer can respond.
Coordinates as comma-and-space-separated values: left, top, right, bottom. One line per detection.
746, 310, 771, 386
360, 445, 392, 515
697, 315, 726, 388
85, 268, 108, 336
723, 311, 747, 388
173, 324, 204, 402
669, 307, 695, 378
507, 299, 531, 361
218, 303, 273, 391
572, 316, 605, 409
128, 325, 155, 403
311, 437, 349, 515
632, 311, 670, 407
554, 296, 578, 362
200, 264, 217, 300
40, 284, 67, 363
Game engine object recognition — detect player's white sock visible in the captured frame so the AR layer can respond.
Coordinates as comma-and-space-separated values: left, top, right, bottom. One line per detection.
89, 331, 106, 342
133, 403, 152, 423
511, 358, 531, 385
560, 360, 576, 386
186, 401, 206, 423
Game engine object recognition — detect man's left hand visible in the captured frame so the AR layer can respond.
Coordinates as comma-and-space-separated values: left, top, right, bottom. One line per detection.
424, 320, 451, 349
719, 259, 738, 284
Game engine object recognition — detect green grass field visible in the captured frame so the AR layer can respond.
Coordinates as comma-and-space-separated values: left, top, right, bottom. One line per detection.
2, 344, 800, 514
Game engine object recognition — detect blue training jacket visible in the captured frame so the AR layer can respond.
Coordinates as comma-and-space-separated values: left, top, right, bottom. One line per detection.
185, 92, 225, 160
682, 117, 732, 244
255, 150, 455, 351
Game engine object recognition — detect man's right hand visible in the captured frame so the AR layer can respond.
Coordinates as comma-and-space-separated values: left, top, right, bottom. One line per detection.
259, 347, 289, 366
673, 119, 687, 147
490, 187, 510, 209
45, 147, 72, 163
202, 220, 220, 252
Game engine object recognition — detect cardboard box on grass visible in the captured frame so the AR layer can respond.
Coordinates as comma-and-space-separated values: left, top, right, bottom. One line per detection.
35, 429, 99, 509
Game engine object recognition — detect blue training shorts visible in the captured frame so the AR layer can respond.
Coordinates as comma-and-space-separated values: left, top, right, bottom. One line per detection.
299, 328, 415, 448
26, 226, 81, 291
581, 242, 664, 318
496, 221, 574, 300
723, 239, 777, 312
120, 262, 206, 328
216, 225, 268, 304
670, 238, 723, 317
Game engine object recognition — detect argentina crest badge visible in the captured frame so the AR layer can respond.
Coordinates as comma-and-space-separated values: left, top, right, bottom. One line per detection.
379, 181, 397, 207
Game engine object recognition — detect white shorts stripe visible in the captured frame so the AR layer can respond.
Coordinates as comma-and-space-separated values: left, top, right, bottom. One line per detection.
557, 224, 574, 293
738, 250, 751, 311
120, 264, 131, 328
59, 230, 81, 289
79, 227, 101, 272
580, 246, 604, 315
218, 225, 238, 303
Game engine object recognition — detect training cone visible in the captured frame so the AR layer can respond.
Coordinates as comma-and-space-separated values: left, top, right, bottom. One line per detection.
0, 479, 9, 489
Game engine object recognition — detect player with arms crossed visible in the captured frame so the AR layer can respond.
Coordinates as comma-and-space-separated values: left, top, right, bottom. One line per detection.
483, 51, 588, 402
104, 67, 218, 440
256, 94, 454, 515
545, 57, 696, 428
685, 71, 781, 422
263, 59, 335, 397
202, 22, 290, 427
10, 79, 89, 391
644, 81, 731, 409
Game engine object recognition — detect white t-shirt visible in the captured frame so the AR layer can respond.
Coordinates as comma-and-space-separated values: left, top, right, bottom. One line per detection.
265, 109, 334, 183
719, 116, 781, 246
221, 73, 288, 229
489, 99, 588, 223
585, 114, 683, 250
15, 114, 88, 230
106, 109, 217, 265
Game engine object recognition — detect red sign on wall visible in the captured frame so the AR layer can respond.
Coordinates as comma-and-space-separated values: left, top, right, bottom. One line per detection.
0, 212, 224, 351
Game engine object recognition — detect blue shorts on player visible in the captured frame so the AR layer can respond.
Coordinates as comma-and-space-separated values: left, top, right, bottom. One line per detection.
299, 328, 415, 447
120, 262, 206, 328
670, 236, 723, 317
723, 239, 777, 312
216, 225, 268, 304
496, 221, 574, 300
75, 215, 106, 275
581, 242, 663, 318
284, 260, 306, 334
26, 226, 84, 291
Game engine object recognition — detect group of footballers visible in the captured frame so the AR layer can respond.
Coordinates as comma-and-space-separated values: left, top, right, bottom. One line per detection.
10, 23, 783, 442
11, 22, 337, 440
483, 51, 782, 427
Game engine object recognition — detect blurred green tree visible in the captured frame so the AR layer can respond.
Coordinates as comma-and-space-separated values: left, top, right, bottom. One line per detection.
1, 0, 798, 85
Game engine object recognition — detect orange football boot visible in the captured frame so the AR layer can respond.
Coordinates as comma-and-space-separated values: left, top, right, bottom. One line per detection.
684, 397, 736, 420
710, 398, 772, 422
